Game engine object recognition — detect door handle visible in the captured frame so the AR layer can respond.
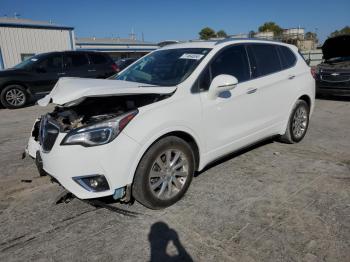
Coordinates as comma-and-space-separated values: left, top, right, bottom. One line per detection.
288, 75, 296, 80
247, 88, 257, 94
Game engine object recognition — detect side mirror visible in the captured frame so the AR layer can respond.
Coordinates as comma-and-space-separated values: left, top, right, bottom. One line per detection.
306, 58, 311, 66
208, 74, 238, 100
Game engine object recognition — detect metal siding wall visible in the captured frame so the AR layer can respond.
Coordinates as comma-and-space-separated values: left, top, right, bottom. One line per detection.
0, 26, 73, 68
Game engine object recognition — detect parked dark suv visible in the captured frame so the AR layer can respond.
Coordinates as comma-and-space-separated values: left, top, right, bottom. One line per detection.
315, 35, 350, 97
0, 51, 118, 108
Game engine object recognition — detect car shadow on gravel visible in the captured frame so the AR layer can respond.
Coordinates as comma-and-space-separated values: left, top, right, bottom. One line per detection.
195, 137, 275, 177
54, 189, 140, 217
0, 100, 37, 110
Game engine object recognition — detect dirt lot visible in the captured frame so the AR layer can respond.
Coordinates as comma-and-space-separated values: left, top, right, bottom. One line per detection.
0, 98, 349, 262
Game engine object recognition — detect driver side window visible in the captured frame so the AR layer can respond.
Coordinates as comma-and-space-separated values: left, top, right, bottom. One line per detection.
198, 45, 250, 91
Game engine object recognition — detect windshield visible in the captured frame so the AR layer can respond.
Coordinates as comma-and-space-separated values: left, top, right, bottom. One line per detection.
13, 54, 43, 69
115, 48, 211, 86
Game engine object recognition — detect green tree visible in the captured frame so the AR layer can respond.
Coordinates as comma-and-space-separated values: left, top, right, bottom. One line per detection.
216, 30, 228, 38
199, 27, 216, 40
258, 22, 283, 36
305, 31, 318, 42
329, 26, 350, 37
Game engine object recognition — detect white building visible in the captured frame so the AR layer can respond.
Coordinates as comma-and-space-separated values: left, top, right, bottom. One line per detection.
75, 37, 158, 61
0, 17, 75, 69
254, 31, 275, 40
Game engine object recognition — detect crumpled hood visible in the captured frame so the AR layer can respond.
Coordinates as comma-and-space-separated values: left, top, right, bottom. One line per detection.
38, 77, 177, 106
322, 35, 350, 61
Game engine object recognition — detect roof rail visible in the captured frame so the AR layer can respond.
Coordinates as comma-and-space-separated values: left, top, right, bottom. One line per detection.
215, 37, 283, 45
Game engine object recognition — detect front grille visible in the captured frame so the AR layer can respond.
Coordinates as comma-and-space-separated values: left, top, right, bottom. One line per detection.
320, 74, 350, 83
39, 116, 59, 152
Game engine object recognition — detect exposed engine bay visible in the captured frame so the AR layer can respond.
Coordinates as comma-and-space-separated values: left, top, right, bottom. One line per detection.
47, 94, 170, 131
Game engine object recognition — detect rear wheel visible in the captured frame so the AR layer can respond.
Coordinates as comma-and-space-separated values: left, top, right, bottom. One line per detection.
280, 100, 310, 143
132, 136, 195, 209
0, 85, 28, 109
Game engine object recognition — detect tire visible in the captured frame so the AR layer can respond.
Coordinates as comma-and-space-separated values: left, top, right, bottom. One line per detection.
0, 85, 28, 109
132, 136, 195, 209
280, 100, 310, 144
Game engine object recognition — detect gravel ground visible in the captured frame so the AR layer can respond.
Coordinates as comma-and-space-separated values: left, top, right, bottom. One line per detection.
0, 98, 349, 262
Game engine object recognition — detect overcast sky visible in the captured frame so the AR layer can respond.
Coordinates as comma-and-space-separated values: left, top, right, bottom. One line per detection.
1, 0, 349, 43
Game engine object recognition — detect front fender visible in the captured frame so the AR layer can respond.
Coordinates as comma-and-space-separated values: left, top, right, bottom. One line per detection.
124, 125, 204, 184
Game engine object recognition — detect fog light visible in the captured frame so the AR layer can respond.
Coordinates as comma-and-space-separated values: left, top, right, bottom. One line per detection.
73, 175, 110, 192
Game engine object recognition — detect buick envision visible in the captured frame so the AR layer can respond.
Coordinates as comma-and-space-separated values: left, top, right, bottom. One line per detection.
26, 39, 315, 209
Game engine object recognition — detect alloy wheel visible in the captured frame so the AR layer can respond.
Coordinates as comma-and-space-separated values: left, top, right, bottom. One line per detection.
292, 106, 308, 139
149, 149, 189, 200
5, 88, 26, 107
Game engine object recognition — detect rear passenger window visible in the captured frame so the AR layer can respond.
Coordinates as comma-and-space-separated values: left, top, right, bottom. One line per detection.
278, 46, 296, 69
89, 53, 108, 64
248, 44, 281, 77
64, 53, 89, 68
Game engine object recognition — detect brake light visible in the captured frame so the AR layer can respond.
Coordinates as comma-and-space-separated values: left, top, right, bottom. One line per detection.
112, 63, 120, 72
310, 67, 316, 79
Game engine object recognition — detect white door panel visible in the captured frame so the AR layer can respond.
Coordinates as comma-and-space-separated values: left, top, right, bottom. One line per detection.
200, 81, 262, 154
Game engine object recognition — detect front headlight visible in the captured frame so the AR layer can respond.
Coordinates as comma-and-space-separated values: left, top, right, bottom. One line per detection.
61, 109, 138, 147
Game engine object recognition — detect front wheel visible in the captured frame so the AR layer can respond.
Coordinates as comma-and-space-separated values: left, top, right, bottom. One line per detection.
132, 136, 195, 209
280, 100, 310, 144
0, 85, 28, 109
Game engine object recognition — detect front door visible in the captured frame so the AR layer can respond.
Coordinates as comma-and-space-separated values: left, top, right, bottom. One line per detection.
31, 53, 63, 95
199, 45, 262, 157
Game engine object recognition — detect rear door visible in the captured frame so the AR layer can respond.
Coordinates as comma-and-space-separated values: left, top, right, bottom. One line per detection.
245, 43, 291, 128
88, 52, 115, 78
63, 52, 91, 78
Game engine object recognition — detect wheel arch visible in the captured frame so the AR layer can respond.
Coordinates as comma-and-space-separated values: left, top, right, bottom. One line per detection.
128, 128, 202, 187
0, 81, 32, 94
154, 131, 200, 171
298, 94, 312, 109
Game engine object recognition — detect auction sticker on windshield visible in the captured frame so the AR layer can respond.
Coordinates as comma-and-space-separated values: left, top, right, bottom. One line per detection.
179, 53, 204, 60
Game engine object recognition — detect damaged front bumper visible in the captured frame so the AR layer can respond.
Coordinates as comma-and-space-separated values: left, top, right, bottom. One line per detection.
26, 118, 141, 200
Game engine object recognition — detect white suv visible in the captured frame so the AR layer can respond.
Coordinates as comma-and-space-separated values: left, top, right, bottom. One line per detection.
26, 39, 315, 209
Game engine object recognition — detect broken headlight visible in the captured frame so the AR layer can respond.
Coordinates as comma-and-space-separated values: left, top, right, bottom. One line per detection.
61, 110, 138, 147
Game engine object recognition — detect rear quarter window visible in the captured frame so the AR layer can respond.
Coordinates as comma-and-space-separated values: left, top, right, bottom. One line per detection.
89, 53, 108, 64
248, 44, 282, 77
278, 46, 297, 69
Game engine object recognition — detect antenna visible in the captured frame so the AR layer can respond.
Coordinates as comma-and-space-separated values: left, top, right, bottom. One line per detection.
14, 12, 20, 19
129, 27, 136, 41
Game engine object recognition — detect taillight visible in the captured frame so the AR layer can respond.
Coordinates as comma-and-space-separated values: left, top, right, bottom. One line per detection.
310, 67, 316, 79
112, 63, 120, 72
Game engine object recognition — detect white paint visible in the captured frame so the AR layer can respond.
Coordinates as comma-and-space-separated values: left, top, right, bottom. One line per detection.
38, 77, 177, 106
